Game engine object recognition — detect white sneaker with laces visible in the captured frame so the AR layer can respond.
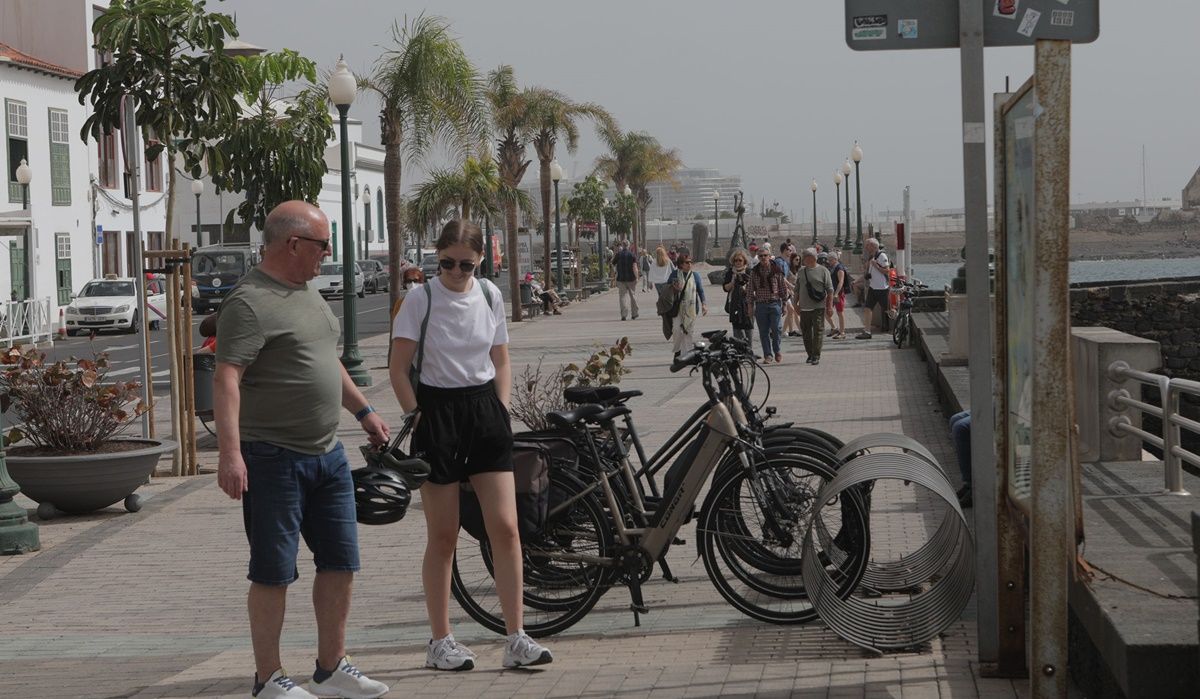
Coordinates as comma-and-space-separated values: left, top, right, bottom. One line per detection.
254, 669, 317, 699
425, 634, 477, 671
502, 630, 553, 668
308, 656, 389, 698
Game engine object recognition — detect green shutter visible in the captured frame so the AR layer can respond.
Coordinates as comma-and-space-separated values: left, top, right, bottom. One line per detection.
56, 257, 72, 305
48, 110, 71, 206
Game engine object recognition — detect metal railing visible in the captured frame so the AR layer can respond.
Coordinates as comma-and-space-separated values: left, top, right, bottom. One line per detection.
1107, 360, 1194, 494
0, 297, 53, 347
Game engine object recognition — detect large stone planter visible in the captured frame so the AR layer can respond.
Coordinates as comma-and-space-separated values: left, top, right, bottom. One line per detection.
7, 439, 177, 517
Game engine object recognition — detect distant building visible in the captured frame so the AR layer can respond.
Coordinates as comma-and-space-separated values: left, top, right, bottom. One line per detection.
518, 167, 743, 224
1183, 166, 1200, 210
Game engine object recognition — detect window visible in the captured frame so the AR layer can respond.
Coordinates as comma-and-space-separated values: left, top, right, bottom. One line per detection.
144, 138, 162, 192
55, 234, 72, 306
48, 109, 71, 205
56, 233, 72, 259
98, 129, 119, 189
6, 100, 29, 203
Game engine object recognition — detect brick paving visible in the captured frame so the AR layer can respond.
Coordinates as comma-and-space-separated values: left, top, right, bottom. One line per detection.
0, 270, 1025, 698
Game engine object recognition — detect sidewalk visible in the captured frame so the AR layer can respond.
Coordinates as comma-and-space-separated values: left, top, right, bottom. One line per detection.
0, 273, 1025, 698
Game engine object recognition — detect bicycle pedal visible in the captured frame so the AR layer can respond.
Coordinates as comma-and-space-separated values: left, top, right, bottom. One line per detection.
630, 603, 649, 614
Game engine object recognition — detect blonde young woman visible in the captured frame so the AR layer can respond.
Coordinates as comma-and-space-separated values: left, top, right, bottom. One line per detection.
647, 246, 675, 296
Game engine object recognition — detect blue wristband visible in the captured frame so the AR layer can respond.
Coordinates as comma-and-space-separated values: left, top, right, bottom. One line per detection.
354, 406, 376, 422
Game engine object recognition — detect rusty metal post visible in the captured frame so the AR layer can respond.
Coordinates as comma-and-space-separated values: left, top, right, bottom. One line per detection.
167, 242, 183, 476
1029, 39, 1073, 699
182, 249, 197, 474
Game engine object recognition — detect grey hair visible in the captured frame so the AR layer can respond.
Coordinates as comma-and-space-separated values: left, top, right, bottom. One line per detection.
827, 251, 840, 261
865, 237, 880, 248
802, 247, 817, 259
263, 212, 314, 245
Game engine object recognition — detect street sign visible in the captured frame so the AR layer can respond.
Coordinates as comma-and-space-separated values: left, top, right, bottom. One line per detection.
96, 224, 104, 246
845, 0, 1098, 50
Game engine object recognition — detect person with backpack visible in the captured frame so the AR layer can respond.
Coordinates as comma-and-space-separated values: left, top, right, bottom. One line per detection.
823, 251, 850, 340
666, 253, 707, 356
793, 248, 833, 365
390, 220, 553, 672
747, 246, 789, 363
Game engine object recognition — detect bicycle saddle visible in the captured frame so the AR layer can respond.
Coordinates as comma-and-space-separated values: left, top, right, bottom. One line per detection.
592, 405, 632, 423
563, 385, 621, 404
546, 403, 606, 428
614, 389, 643, 401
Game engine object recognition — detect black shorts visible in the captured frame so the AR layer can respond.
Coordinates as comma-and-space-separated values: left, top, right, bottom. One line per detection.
413, 381, 514, 485
865, 288, 890, 313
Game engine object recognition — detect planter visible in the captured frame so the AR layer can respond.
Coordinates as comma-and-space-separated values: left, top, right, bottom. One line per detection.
7, 439, 177, 517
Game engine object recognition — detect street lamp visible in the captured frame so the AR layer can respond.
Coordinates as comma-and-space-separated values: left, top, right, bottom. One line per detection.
842, 159, 853, 250
15, 158, 31, 210
810, 179, 819, 245
851, 141, 864, 254
712, 190, 720, 248
328, 56, 369, 387
360, 185, 371, 263
190, 178, 203, 246
599, 197, 609, 281
833, 171, 844, 248
550, 159, 563, 289
622, 184, 633, 250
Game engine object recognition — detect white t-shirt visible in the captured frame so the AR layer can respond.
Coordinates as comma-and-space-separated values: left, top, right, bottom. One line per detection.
648, 261, 674, 284
867, 251, 891, 290
392, 276, 509, 388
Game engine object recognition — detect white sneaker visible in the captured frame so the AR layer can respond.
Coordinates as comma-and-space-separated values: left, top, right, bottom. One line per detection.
502, 630, 553, 668
308, 656, 389, 698
254, 669, 317, 698
425, 634, 477, 671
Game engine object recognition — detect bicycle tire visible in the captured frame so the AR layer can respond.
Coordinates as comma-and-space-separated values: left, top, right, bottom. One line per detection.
893, 314, 910, 348
698, 456, 870, 624
450, 469, 614, 638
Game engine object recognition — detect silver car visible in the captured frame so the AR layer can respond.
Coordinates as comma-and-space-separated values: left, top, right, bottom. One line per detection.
355, 259, 389, 294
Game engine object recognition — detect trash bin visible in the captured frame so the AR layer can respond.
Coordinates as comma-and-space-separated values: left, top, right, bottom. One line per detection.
519, 282, 534, 306
192, 353, 215, 414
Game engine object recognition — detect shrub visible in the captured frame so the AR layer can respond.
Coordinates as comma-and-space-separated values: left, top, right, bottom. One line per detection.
0, 346, 148, 453
510, 338, 632, 431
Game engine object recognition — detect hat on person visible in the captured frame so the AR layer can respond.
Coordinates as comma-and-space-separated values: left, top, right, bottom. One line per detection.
817, 252, 830, 262
760, 242, 772, 253
524, 272, 534, 282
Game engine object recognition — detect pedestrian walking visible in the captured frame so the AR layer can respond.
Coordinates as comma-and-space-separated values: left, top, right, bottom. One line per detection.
612, 241, 640, 320
783, 253, 802, 337
794, 248, 833, 365
747, 246, 788, 363
824, 251, 849, 339
667, 253, 707, 356
214, 201, 391, 699
639, 248, 652, 291
390, 220, 553, 671
856, 238, 891, 339
648, 245, 675, 297
722, 249, 754, 347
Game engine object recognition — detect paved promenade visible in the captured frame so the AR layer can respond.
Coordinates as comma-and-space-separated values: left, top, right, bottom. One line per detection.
0, 271, 1025, 698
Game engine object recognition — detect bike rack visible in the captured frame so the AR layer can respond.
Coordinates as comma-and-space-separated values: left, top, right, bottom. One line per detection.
800, 450, 975, 652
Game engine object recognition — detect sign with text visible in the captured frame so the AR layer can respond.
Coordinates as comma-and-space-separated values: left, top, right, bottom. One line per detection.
845, 0, 1098, 50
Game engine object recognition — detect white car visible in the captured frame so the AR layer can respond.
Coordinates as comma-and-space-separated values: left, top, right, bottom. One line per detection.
313, 262, 365, 299
64, 277, 168, 335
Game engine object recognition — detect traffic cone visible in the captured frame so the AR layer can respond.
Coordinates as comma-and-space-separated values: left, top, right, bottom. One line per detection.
57, 308, 66, 339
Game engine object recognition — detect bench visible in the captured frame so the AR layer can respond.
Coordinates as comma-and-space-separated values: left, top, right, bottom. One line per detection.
561, 288, 589, 302
518, 284, 543, 317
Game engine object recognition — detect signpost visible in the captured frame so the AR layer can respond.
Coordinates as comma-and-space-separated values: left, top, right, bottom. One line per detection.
845, 1, 1097, 693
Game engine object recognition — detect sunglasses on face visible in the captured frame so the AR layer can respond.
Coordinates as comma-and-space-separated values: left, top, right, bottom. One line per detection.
292, 235, 330, 251
439, 258, 477, 273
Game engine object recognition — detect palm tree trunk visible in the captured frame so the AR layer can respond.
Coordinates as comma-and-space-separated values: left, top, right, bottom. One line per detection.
506, 200, 522, 322
382, 115, 404, 316
539, 158, 551, 286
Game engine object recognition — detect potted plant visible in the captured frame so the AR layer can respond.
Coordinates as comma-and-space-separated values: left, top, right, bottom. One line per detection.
1, 346, 175, 519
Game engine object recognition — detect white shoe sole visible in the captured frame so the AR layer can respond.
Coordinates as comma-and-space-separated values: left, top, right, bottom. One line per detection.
503, 650, 553, 669
309, 682, 388, 699
425, 659, 474, 672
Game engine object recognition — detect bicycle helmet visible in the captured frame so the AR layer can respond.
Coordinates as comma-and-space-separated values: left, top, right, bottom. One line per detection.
358, 443, 431, 490
352, 465, 412, 525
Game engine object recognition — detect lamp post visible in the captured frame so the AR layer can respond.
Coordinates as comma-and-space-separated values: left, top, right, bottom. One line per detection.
713, 190, 720, 248
810, 179, 819, 245
190, 178, 203, 246
599, 197, 608, 281
16, 158, 31, 211
622, 184, 632, 248
329, 56, 369, 387
851, 141, 864, 254
360, 185, 371, 263
550, 159, 563, 289
483, 213, 493, 277
833, 171, 844, 248
842, 159, 853, 251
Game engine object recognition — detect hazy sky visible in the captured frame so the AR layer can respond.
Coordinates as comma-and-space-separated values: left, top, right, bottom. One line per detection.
220, 1, 1198, 217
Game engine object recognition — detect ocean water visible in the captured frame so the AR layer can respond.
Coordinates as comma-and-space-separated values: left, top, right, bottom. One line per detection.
907, 257, 1200, 290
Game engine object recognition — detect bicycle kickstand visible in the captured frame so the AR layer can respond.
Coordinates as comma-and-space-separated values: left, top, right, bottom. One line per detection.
658, 557, 680, 584
627, 581, 649, 627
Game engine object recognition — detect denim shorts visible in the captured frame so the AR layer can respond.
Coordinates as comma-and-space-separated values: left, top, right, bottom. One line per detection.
241, 440, 360, 586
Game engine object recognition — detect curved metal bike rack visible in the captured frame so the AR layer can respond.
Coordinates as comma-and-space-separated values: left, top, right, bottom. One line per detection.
835, 432, 941, 469
800, 450, 975, 652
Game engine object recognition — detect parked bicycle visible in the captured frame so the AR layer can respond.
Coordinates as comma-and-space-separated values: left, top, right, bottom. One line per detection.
891, 279, 925, 348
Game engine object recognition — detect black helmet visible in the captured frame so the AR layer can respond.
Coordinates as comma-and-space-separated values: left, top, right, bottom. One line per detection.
352, 466, 412, 525
359, 444, 431, 490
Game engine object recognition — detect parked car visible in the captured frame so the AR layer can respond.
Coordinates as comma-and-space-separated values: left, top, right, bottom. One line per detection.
312, 262, 365, 299
190, 245, 259, 314
355, 259, 388, 294
420, 252, 441, 279
64, 276, 168, 335
549, 249, 579, 270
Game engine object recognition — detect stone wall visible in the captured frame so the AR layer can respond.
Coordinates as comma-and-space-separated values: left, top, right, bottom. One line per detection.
1070, 279, 1200, 381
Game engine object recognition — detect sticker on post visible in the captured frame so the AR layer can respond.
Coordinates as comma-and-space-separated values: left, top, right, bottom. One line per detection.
1017, 8, 1041, 37
963, 122, 987, 144
851, 15, 887, 41
898, 19, 918, 39
1050, 9, 1074, 27
994, 0, 1019, 20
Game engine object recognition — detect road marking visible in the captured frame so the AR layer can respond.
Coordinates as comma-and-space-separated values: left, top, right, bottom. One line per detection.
106, 366, 170, 378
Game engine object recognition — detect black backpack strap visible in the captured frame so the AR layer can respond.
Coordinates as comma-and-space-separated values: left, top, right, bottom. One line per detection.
412, 282, 432, 386
479, 278, 494, 310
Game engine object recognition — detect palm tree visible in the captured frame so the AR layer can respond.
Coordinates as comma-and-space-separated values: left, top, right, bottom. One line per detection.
593, 127, 655, 249
410, 154, 499, 225
363, 14, 487, 311
487, 65, 537, 321
526, 90, 613, 286
628, 138, 683, 254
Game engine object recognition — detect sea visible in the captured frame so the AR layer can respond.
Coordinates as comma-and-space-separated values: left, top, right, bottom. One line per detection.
907, 257, 1200, 290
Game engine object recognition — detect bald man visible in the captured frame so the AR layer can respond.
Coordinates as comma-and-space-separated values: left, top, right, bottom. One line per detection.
215, 201, 389, 699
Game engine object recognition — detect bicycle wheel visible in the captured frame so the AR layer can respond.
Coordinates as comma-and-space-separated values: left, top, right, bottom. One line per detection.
698, 456, 870, 624
451, 469, 615, 638
893, 314, 910, 348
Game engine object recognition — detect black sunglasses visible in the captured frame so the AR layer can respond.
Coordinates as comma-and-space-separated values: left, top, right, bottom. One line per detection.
439, 258, 477, 273
292, 235, 330, 251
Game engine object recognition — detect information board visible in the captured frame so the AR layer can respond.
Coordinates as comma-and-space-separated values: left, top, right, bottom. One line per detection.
845, 0, 1099, 50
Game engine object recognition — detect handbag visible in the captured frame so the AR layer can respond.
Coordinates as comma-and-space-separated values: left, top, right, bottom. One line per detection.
664, 272, 689, 319
803, 268, 827, 303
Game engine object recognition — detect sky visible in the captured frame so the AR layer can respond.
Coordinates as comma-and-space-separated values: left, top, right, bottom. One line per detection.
219, 1, 1199, 218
